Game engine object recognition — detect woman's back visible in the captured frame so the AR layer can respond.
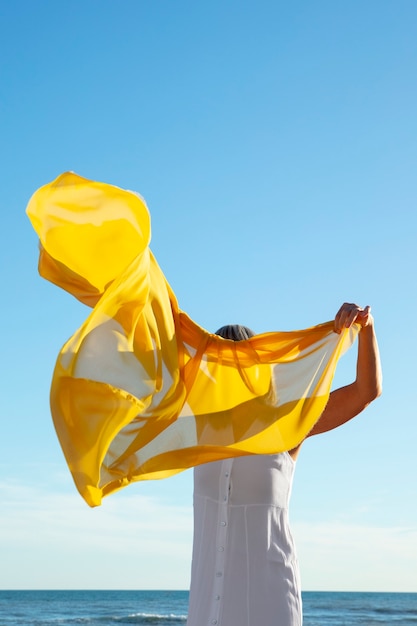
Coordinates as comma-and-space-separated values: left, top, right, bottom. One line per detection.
187, 453, 302, 626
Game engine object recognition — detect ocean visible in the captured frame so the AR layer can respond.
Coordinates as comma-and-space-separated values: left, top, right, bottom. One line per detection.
0, 590, 416, 625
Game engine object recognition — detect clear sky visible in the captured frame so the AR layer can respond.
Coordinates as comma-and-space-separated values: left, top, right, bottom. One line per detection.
1, 0, 416, 592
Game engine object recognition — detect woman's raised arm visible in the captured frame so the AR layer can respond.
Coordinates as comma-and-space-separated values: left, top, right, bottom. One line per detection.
290, 303, 382, 459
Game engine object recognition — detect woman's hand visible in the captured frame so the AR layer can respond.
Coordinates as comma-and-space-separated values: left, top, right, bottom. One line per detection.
334, 302, 373, 334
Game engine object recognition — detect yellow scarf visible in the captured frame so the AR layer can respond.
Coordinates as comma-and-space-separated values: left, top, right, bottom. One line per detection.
27, 172, 358, 507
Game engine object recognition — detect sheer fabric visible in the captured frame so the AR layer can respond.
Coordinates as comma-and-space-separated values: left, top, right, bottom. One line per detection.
26, 172, 358, 506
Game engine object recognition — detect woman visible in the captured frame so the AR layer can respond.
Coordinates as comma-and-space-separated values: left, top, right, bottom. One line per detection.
187, 303, 382, 626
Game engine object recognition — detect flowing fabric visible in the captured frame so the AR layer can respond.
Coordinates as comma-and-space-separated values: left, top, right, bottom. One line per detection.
26, 172, 358, 507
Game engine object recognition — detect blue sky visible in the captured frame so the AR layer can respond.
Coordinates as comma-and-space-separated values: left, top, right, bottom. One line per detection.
1, 0, 416, 591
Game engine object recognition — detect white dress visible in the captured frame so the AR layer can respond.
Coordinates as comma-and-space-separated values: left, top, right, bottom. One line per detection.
187, 453, 302, 626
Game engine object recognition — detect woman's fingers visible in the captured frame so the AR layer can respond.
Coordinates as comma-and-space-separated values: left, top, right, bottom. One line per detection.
334, 303, 370, 333
356, 305, 371, 328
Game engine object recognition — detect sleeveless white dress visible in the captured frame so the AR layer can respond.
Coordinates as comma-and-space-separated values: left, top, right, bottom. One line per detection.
187, 453, 302, 626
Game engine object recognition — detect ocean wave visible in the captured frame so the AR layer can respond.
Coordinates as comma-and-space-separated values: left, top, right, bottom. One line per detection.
373, 606, 417, 616
33, 613, 188, 626
111, 613, 188, 624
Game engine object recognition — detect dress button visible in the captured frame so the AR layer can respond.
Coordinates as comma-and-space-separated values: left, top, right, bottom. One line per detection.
211, 620, 218, 625
225, 472, 229, 477
216, 571, 222, 577
220, 521, 226, 526
223, 496, 227, 501
218, 546, 224, 552
215, 595, 221, 600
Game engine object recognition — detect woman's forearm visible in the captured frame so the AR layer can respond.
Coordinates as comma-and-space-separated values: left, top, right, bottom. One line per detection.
355, 318, 382, 405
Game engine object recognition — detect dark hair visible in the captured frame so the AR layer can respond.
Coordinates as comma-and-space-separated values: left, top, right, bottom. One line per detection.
215, 324, 255, 341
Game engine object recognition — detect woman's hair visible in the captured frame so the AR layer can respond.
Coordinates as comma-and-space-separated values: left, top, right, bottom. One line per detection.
214, 324, 255, 341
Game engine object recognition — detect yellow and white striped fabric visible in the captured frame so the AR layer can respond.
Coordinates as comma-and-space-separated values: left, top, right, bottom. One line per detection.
27, 172, 358, 507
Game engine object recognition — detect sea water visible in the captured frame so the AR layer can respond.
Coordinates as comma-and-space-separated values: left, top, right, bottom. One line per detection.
0, 590, 416, 625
